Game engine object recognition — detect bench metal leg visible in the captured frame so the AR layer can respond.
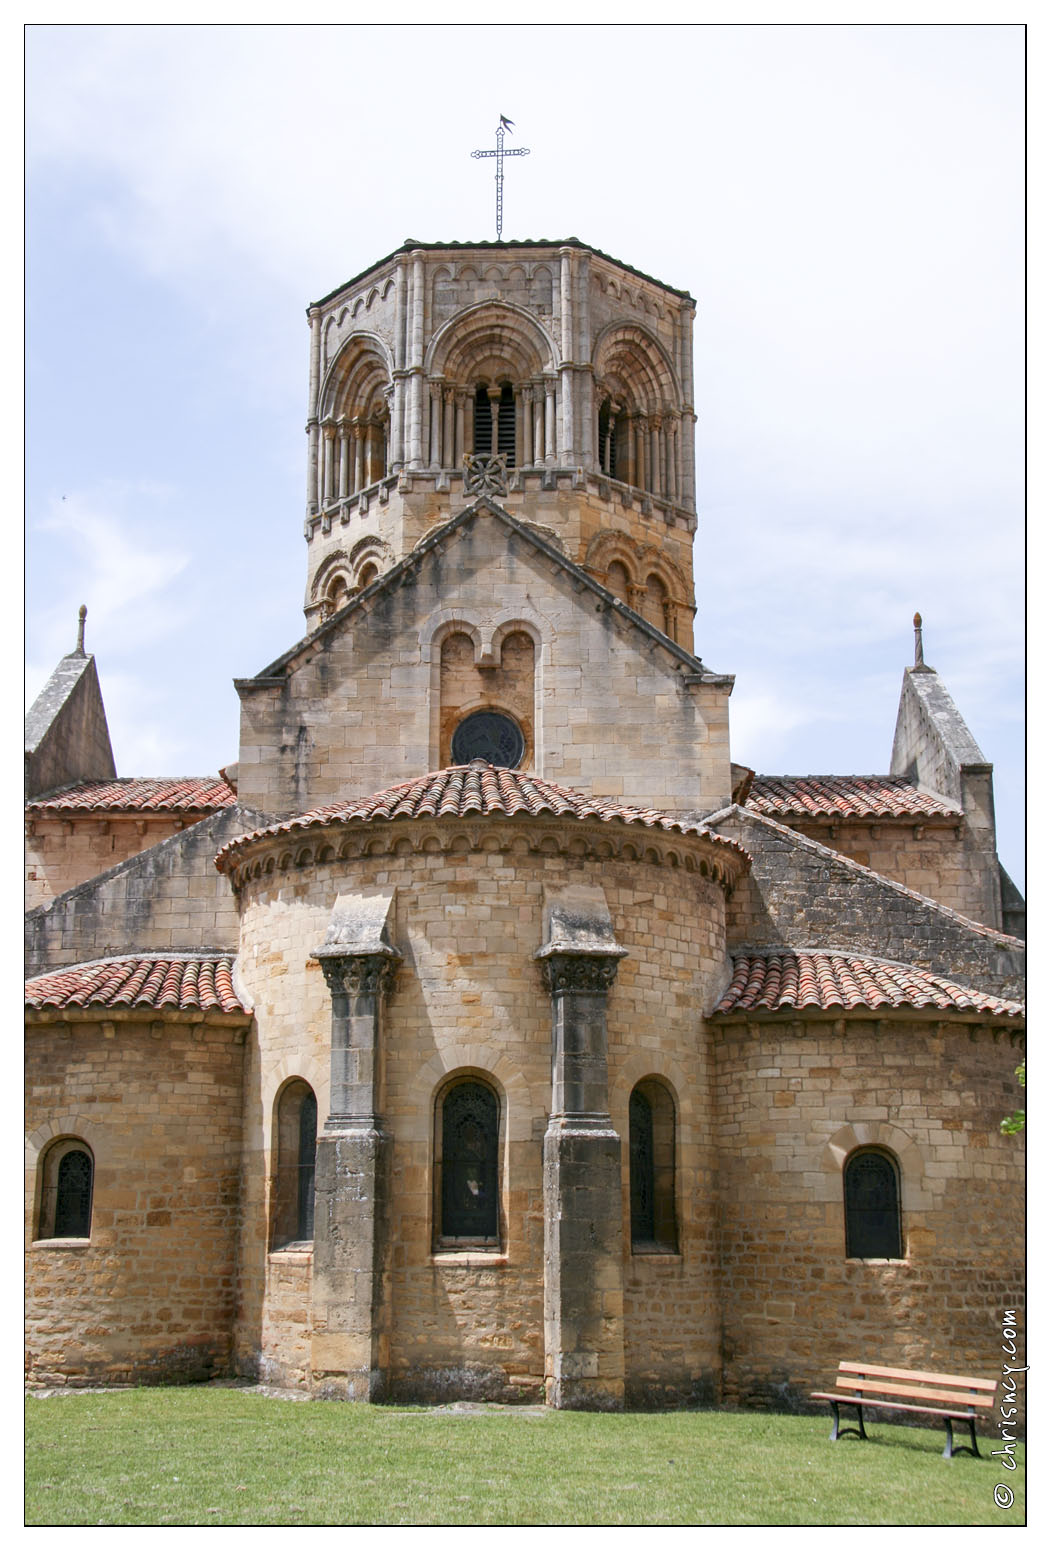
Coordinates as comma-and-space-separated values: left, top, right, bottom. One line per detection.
828, 1400, 867, 1442
943, 1416, 981, 1460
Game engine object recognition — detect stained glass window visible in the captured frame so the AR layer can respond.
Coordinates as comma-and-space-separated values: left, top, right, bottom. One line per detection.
451, 710, 525, 769
629, 1079, 678, 1252
844, 1149, 902, 1259
441, 1081, 499, 1241
53, 1148, 92, 1239
629, 1088, 655, 1243
297, 1090, 317, 1241
272, 1080, 317, 1248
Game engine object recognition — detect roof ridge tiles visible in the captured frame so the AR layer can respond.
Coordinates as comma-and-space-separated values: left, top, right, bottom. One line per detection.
214, 763, 750, 873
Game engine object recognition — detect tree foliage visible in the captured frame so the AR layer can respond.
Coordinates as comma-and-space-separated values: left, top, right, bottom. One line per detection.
1000, 1060, 1025, 1136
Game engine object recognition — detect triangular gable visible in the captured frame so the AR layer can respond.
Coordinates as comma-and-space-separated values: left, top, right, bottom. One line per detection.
237, 495, 733, 689
25, 652, 116, 800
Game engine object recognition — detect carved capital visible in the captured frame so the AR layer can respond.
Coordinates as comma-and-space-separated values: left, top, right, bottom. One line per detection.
318, 949, 399, 999
540, 951, 624, 996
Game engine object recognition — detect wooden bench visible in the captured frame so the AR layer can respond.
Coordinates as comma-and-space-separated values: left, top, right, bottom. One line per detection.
811, 1362, 998, 1458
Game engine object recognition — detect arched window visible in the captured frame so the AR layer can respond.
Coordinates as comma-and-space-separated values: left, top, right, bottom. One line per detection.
272, 1081, 317, 1249
324, 575, 349, 619
38, 1139, 93, 1240
629, 1079, 677, 1252
642, 574, 669, 634
606, 560, 631, 605
844, 1148, 902, 1259
436, 1078, 500, 1246
356, 561, 379, 591
598, 398, 621, 480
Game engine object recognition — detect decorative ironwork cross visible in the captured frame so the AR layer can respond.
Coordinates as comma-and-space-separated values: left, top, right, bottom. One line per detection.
471, 117, 530, 240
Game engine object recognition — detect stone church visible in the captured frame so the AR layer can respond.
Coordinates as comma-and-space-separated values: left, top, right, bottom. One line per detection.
26, 237, 1025, 1410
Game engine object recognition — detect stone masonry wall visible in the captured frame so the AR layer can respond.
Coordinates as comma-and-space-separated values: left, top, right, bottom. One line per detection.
713, 809, 1024, 1001
231, 820, 729, 1400
711, 1012, 1025, 1424
25, 813, 214, 913
777, 819, 996, 931
26, 1013, 248, 1386
24, 807, 267, 976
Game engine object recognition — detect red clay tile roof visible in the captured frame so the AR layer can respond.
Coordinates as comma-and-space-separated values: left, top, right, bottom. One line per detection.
747, 775, 960, 821
26, 777, 236, 814
215, 761, 746, 869
25, 955, 249, 1015
714, 950, 1022, 1019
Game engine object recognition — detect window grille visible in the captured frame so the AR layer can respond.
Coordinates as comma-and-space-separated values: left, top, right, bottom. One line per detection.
473, 386, 493, 457
497, 384, 516, 462
53, 1149, 93, 1239
297, 1090, 317, 1241
272, 1080, 317, 1248
451, 709, 525, 769
629, 1088, 655, 1242
844, 1149, 902, 1258
441, 1081, 499, 1241
629, 1079, 678, 1252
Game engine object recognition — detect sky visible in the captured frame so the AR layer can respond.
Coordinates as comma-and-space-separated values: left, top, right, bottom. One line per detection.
24, 21, 1025, 888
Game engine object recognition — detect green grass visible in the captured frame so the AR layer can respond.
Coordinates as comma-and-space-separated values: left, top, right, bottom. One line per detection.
25, 1387, 1025, 1526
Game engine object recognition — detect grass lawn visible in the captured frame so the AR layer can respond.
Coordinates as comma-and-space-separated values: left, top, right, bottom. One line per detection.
25, 1386, 1025, 1526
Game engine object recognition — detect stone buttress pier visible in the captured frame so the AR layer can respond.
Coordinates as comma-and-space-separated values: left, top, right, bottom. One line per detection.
311, 890, 399, 1400
536, 886, 627, 1410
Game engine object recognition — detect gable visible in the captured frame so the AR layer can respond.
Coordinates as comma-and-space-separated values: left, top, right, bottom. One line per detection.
234, 499, 735, 819
25, 653, 116, 800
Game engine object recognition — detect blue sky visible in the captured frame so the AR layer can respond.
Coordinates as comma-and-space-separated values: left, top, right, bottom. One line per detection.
25, 22, 1024, 887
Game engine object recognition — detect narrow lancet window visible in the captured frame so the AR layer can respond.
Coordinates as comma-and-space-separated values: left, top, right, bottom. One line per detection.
844, 1149, 902, 1259
439, 1079, 499, 1243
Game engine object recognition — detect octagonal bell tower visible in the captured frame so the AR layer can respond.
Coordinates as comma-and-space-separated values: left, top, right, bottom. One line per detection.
302, 239, 699, 647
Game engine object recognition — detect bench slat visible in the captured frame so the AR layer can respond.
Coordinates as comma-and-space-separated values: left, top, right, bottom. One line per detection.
836, 1361, 997, 1393
812, 1393, 983, 1420
832, 1377, 994, 1408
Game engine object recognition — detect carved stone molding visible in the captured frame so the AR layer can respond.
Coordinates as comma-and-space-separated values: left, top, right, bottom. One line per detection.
463, 453, 508, 497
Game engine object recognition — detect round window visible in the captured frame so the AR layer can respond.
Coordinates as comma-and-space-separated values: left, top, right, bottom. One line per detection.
451, 710, 525, 769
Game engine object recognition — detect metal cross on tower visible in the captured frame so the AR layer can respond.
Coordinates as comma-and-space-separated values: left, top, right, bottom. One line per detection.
471, 116, 530, 240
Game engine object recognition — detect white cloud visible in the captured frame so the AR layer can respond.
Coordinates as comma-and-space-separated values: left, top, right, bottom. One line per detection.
27, 486, 191, 705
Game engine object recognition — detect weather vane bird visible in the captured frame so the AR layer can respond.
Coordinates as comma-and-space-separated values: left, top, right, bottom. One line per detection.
472, 117, 530, 240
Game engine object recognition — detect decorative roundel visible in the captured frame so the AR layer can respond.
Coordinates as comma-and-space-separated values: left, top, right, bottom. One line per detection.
451, 710, 525, 769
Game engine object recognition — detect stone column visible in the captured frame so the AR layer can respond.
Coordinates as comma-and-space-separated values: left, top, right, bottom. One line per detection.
545, 380, 557, 465
533, 386, 545, 464
650, 418, 662, 497
455, 391, 467, 464
338, 421, 350, 500
635, 419, 646, 492
322, 421, 336, 504
536, 887, 627, 1411
310, 890, 400, 1402
353, 421, 364, 495
488, 387, 501, 457
443, 388, 455, 470
522, 385, 534, 466
428, 382, 441, 468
